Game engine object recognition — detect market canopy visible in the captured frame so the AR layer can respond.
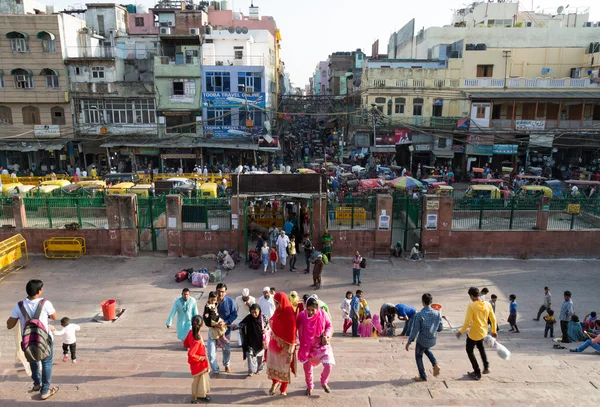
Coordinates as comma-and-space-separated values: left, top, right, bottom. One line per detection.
389, 176, 423, 190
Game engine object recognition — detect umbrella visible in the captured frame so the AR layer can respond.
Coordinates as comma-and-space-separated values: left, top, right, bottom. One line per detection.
389, 176, 423, 190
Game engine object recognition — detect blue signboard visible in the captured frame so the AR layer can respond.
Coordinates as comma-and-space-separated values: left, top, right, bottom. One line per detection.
204, 125, 263, 138
493, 144, 519, 155
202, 92, 266, 109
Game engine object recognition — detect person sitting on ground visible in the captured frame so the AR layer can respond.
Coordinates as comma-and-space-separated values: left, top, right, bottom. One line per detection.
392, 241, 403, 259
568, 315, 587, 343
583, 312, 597, 331
221, 251, 235, 271
410, 244, 422, 260
570, 322, 600, 353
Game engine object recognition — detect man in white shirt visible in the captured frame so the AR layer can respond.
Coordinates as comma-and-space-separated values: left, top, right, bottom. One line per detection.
231, 288, 256, 346
6, 279, 59, 400
276, 230, 290, 268
203, 166, 208, 176
258, 287, 275, 319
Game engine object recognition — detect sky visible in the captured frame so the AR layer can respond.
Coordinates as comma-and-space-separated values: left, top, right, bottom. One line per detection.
49, 0, 600, 88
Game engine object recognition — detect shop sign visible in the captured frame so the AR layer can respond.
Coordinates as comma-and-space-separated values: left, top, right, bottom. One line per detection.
452, 144, 465, 153
34, 125, 60, 137
258, 137, 279, 148
457, 118, 470, 129
375, 128, 411, 146
515, 120, 545, 130
466, 144, 494, 156
378, 214, 390, 230
466, 134, 494, 145
204, 125, 262, 138
529, 134, 554, 148
493, 144, 518, 155
415, 144, 431, 151
161, 154, 197, 159
201, 92, 266, 109
425, 214, 438, 230
567, 204, 580, 214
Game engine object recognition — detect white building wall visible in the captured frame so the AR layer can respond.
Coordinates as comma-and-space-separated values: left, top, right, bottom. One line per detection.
57, 13, 88, 59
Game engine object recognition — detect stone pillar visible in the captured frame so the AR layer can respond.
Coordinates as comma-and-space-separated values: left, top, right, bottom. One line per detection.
536, 196, 550, 231
105, 194, 138, 257
166, 194, 183, 257
11, 195, 27, 229
374, 194, 393, 257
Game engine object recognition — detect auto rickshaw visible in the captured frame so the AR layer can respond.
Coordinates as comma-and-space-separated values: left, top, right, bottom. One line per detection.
2, 183, 24, 196
199, 182, 218, 198
129, 184, 152, 197
31, 184, 61, 196
12, 184, 35, 196
77, 180, 107, 188
544, 180, 563, 197
464, 185, 501, 199
518, 185, 553, 199
470, 178, 504, 186
107, 182, 136, 195
434, 185, 454, 196
297, 168, 316, 174
40, 179, 71, 188
61, 184, 83, 195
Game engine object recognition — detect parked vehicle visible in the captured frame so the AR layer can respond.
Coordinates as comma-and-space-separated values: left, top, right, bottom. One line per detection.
464, 185, 501, 199
199, 182, 218, 198
107, 182, 136, 195
518, 185, 553, 198
544, 180, 563, 197
103, 173, 140, 185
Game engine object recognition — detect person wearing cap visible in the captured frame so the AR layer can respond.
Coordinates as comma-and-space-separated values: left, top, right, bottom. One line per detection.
221, 250, 235, 270
311, 254, 325, 290
232, 288, 256, 347
258, 287, 276, 320
276, 230, 290, 269
410, 243, 422, 260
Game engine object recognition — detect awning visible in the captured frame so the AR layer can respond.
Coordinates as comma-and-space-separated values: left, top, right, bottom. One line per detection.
371, 146, 396, 153
10, 68, 32, 76
6, 31, 28, 40
0, 141, 67, 152
39, 68, 59, 76
36, 31, 55, 40
433, 150, 455, 158
101, 138, 266, 151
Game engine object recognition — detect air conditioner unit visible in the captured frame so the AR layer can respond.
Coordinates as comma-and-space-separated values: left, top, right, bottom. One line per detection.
476, 43, 487, 50
16, 75, 27, 82
189, 28, 200, 35
585, 22, 593, 27
216, 61, 224, 66
82, 27, 92, 34
167, 21, 173, 26
160, 27, 172, 35
526, 21, 533, 27
465, 43, 476, 51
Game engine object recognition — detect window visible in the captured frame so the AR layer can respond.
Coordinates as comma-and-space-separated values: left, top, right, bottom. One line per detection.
13, 69, 34, 89
79, 99, 155, 125
234, 46, 244, 60
91, 66, 105, 79
205, 72, 231, 92
75, 67, 82, 75
395, 98, 405, 114
105, 100, 134, 123
438, 137, 447, 148
171, 79, 196, 97
135, 99, 156, 123
42, 69, 59, 88
22, 106, 40, 125
8, 32, 29, 53
51, 106, 65, 125
135, 17, 145, 27
476, 105, 486, 119
375, 97, 386, 104
476, 64, 493, 78
0, 106, 13, 124
239, 107, 263, 127
237, 72, 262, 92
206, 108, 232, 126
413, 98, 423, 116
38, 32, 56, 53
387, 101, 392, 116
0, 75, 4, 89
81, 100, 103, 124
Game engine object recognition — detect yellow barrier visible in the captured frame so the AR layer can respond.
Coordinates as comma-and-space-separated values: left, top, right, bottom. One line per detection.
335, 207, 367, 226
0, 234, 28, 282
43, 237, 86, 259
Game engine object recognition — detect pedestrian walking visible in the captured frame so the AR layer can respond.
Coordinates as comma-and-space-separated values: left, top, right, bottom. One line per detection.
240, 304, 268, 376
508, 294, 519, 333
232, 288, 256, 347
456, 287, 497, 381
261, 241, 270, 274
53, 317, 80, 364
276, 230, 290, 269
184, 315, 211, 404
6, 279, 60, 400
352, 251, 363, 286
258, 286, 276, 319
166, 288, 199, 346
321, 230, 333, 260
405, 293, 443, 381
268, 247, 278, 274
534, 286, 552, 321
207, 283, 237, 376
297, 297, 335, 396
560, 291, 574, 343
302, 234, 314, 274
289, 236, 297, 272
267, 292, 297, 396
311, 253, 325, 289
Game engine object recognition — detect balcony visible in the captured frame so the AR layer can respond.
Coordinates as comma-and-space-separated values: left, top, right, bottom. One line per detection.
489, 119, 600, 131
201, 55, 267, 67
366, 77, 600, 90
154, 56, 200, 77
351, 115, 468, 130
65, 46, 116, 60
75, 123, 158, 136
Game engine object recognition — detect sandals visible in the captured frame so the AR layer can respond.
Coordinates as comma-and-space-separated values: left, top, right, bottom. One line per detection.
191, 396, 211, 404
305, 389, 312, 396
40, 386, 59, 400
268, 382, 279, 396
322, 384, 331, 393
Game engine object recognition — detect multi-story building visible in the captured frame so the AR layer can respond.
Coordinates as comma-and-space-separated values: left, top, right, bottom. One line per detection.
310, 61, 327, 95
0, 2, 85, 172
359, 1, 600, 176
327, 50, 364, 96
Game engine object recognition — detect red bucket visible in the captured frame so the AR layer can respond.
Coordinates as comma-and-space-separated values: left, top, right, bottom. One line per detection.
101, 299, 116, 321
431, 303, 442, 313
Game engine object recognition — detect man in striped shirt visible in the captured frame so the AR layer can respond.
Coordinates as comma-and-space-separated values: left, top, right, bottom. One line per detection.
405, 293, 443, 381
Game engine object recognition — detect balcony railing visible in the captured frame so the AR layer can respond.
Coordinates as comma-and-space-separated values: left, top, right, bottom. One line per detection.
351, 115, 468, 130
201, 55, 267, 67
366, 77, 600, 89
489, 119, 600, 131
65, 46, 158, 60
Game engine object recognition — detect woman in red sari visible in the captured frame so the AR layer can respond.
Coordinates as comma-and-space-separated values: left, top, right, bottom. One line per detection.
267, 292, 297, 396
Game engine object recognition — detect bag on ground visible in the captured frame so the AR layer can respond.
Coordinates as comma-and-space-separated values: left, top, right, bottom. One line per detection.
19, 299, 52, 363
192, 272, 209, 288
175, 270, 188, 282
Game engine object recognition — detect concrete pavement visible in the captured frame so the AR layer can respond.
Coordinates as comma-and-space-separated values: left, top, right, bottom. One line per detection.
1, 254, 600, 406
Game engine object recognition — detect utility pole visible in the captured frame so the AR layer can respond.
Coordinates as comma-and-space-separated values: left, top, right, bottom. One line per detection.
503, 50, 511, 89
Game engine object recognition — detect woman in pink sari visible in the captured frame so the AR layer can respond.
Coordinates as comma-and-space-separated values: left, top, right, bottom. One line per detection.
296, 297, 335, 396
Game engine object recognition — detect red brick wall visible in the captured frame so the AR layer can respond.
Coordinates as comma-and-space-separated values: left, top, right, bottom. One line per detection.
434, 230, 600, 259
0, 229, 122, 256
327, 230, 377, 257
180, 230, 238, 257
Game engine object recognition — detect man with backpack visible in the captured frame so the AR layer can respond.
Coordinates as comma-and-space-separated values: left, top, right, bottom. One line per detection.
6, 279, 60, 400
352, 251, 365, 286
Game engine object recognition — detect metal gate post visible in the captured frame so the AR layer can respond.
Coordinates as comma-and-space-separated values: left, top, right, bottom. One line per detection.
403, 195, 409, 251
478, 200, 484, 230
509, 197, 515, 229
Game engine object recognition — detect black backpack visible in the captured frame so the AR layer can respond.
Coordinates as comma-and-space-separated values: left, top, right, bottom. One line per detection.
360, 258, 366, 269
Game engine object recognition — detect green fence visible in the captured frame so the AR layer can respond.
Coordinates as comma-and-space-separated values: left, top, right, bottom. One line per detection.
182, 198, 231, 230
548, 198, 600, 230
0, 196, 15, 227
23, 196, 108, 229
392, 193, 423, 251
452, 197, 539, 230
327, 195, 377, 230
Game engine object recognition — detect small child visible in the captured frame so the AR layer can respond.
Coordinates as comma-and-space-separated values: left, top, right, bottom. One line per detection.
203, 291, 229, 349
53, 317, 80, 364
340, 291, 353, 336
268, 247, 278, 274
543, 309, 556, 338
480, 288, 489, 302
489, 294, 499, 332
261, 241, 269, 275
184, 315, 211, 403
508, 294, 519, 333
584, 312, 597, 331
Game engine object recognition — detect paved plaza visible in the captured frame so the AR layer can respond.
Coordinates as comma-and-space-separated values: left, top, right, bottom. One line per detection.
1, 254, 600, 406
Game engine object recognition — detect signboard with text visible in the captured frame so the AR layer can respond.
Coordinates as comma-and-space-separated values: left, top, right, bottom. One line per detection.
375, 128, 411, 146
515, 120, 546, 130
202, 92, 266, 108
493, 144, 519, 155
34, 125, 60, 137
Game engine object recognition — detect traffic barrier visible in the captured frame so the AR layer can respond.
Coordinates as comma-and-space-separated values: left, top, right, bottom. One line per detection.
43, 237, 86, 259
0, 234, 28, 282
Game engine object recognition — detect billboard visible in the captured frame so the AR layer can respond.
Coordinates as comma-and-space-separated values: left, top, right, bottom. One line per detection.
202, 92, 266, 109
375, 128, 412, 146
204, 126, 261, 138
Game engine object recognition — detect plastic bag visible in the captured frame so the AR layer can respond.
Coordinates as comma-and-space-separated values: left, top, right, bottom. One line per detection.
483, 335, 511, 360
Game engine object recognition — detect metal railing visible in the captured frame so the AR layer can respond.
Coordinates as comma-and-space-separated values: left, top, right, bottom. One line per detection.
0, 197, 15, 227
367, 77, 600, 89
548, 198, 600, 230
327, 196, 377, 230
23, 197, 108, 229
452, 197, 539, 230
182, 197, 231, 230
